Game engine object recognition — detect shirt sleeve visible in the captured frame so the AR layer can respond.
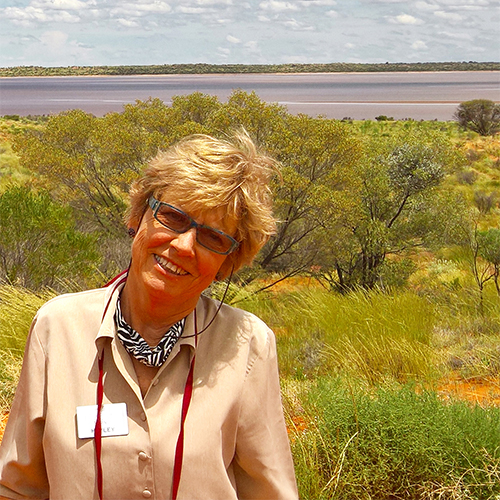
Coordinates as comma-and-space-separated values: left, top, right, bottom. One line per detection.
233, 330, 298, 500
0, 316, 50, 499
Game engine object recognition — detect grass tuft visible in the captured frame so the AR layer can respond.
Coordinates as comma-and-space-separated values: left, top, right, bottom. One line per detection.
288, 377, 500, 500
240, 287, 437, 382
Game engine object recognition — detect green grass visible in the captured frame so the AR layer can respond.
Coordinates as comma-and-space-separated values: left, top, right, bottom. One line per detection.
284, 377, 500, 500
0, 285, 53, 355
239, 281, 500, 498
240, 287, 437, 383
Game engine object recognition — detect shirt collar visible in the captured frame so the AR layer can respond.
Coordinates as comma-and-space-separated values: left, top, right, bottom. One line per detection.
95, 272, 201, 357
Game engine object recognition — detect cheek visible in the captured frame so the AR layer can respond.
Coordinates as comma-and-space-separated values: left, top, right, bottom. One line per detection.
133, 223, 171, 253
198, 254, 227, 280
131, 229, 147, 258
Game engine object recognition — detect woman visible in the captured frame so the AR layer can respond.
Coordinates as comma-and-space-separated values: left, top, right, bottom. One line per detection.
0, 132, 298, 499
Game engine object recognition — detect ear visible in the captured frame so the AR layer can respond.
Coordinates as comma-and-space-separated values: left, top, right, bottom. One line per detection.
216, 258, 234, 281
127, 203, 149, 235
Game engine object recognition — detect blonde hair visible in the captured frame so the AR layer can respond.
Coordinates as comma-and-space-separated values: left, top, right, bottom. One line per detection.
127, 131, 277, 276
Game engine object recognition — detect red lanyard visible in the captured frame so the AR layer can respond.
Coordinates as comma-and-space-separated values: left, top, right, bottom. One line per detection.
95, 275, 197, 500
172, 351, 196, 500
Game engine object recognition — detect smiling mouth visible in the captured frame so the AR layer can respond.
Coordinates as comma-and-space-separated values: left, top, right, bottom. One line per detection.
154, 254, 189, 276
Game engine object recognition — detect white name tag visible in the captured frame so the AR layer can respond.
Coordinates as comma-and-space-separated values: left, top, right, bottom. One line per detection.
76, 403, 129, 439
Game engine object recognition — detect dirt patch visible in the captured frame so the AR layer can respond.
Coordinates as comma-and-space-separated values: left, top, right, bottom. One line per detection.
436, 376, 500, 407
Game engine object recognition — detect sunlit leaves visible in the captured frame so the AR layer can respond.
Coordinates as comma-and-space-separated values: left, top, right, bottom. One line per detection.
0, 186, 100, 289
10, 91, 464, 290
454, 99, 500, 136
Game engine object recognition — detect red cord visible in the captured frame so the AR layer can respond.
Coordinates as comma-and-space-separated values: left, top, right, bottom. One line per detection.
172, 356, 195, 499
95, 355, 104, 500
95, 272, 198, 500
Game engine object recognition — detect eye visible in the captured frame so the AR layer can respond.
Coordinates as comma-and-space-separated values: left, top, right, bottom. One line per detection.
158, 206, 189, 230
201, 229, 226, 248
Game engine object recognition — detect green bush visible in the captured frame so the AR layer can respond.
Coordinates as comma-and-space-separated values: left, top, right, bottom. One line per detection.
288, 378, 500, 499
0, 186, 101, 290
454, 99, 500, 136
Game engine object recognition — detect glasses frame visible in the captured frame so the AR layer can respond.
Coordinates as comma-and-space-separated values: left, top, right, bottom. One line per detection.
148, 196, 239, 255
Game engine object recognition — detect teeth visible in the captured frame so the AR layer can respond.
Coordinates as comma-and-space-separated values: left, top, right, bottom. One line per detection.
155, 255, 188, 276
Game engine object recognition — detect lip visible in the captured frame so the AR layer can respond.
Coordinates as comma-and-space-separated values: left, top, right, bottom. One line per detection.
154, 254, 189, 276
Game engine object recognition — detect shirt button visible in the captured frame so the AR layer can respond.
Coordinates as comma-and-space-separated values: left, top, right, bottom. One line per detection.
142, 489, 152, 498
140, 412, 147, 421
139, 451, 149, 461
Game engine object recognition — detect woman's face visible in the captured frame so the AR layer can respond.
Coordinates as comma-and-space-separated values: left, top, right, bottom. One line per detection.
128, 194, 236, 312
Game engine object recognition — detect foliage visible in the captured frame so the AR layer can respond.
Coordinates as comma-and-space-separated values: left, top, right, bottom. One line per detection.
12, 103, 181, 236
1, 62, 499, 77
454, 99, 500, 136
0, 186, 101, 290
447, 209, 500, 314
240, 286, 436, 382
286, 378, 500, 499
213, 89, 289, 143
473, 190, 497, 213
315, 135, 454, 290
11, 92, 366, 282
477, 228, 500, 296
259, 114, 361, 273
5, 92, 498, 292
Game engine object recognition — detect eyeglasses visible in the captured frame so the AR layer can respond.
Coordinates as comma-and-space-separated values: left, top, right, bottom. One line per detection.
148, 196, 239, 255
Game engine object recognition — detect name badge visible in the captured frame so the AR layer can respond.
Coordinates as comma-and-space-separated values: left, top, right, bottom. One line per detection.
76, 403, 129, 439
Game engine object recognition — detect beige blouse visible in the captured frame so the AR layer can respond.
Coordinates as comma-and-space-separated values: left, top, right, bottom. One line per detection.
0, 281, 298, 499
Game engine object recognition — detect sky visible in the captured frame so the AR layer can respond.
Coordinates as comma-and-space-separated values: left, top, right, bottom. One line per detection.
0, 0, 499, 67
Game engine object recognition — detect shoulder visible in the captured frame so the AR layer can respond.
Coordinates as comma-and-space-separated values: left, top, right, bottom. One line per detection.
30, 288, 108, 342
35, 287, 107, 320
199, 295, 276, 366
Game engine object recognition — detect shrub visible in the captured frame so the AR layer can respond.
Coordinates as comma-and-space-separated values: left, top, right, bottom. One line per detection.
456, 169, 478, 185
454, 99, 500, 136
288, 378, 500, 499
0, 186, 101, 289
473, 190, 497, 214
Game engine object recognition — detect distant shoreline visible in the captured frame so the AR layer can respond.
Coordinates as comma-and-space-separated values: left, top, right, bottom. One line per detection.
1, 61, 499, 78
1, 70, 500, 80
2, 70, 497, 120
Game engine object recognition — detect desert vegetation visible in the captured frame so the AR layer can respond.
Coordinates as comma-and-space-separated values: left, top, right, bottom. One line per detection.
0, 61, 499, 78
0, 92, 499, 498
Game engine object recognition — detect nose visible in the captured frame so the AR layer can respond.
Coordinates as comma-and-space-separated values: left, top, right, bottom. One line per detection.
170, 228, 197, 256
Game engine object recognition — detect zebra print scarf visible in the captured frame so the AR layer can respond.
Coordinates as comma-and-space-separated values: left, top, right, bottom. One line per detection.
114, 297, 185, 367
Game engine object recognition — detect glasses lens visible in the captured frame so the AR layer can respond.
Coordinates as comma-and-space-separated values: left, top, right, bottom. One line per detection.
156, 205, 190, 232
197, 227, 232, 254
152, 198, 237, 254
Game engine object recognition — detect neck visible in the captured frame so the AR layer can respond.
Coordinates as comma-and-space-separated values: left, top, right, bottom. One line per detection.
119, 280, 197, 347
